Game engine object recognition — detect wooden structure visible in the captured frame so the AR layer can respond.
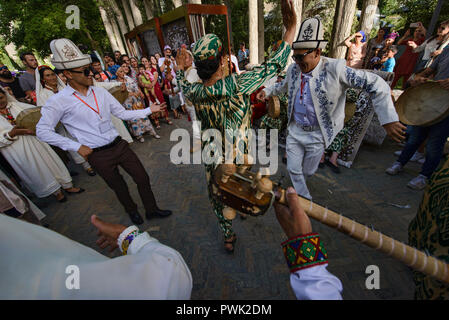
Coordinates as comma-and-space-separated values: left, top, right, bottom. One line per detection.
124, 4, 230, 58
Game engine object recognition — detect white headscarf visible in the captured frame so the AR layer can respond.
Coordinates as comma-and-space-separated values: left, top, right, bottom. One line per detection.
35, 66, 66, 107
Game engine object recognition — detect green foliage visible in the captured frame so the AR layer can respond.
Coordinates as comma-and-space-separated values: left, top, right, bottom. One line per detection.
0, 0, 109, 58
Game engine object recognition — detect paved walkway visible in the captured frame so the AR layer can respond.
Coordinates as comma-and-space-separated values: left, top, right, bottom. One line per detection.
34, 118, 425, 300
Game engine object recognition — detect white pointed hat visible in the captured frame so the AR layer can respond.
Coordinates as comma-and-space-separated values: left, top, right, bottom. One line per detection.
50, 38, 92, 70
293, 17, 328, 50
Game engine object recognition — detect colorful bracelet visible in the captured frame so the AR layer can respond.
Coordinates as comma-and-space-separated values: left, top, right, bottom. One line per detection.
117, 226, 140, 255
281, 233, 328, 273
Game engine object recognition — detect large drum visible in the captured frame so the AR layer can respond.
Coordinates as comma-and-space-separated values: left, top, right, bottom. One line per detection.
15, 107, 42, 132
395, 82, 449, 127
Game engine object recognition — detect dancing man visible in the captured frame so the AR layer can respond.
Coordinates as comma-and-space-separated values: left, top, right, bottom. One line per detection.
36, 38, 171, 225
257, 17, 405, 200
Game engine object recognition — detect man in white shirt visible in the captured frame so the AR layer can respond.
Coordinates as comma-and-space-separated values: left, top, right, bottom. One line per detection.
36, 38, 172, 225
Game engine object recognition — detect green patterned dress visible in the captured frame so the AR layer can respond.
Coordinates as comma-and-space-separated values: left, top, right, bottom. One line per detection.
176, 41, 291, 240
409, 155, 449, 300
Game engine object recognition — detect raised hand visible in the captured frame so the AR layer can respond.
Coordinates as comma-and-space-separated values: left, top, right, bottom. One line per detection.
256, 89, 267, 102
281, 0, 297, 46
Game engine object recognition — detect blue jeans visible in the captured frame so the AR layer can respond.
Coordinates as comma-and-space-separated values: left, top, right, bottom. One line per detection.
398, 115, 449, 177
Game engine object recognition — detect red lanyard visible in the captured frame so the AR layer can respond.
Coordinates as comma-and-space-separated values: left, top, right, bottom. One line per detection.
73, 90, 101, 119
300, 74, 306, 101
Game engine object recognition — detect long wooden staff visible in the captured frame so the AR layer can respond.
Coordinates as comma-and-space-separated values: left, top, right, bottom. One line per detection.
276, 189, 449, 284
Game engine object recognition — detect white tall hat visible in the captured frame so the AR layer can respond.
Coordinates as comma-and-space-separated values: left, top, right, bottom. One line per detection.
50, 38, 92, 70
293, 17, 328, 50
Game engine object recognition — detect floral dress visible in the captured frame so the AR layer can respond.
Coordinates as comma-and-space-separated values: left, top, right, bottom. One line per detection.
122, 76, 156, 138
176, 41, 291, 240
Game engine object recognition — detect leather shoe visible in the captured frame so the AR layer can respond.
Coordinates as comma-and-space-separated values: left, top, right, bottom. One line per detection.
127, 211, 144, 225
146, 208, 172, 219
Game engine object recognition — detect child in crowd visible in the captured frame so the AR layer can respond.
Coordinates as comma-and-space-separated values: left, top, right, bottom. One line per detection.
380, 46, 398, 72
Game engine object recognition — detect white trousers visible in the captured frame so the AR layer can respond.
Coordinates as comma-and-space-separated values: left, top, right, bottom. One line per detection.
286, 122, 325, 200
185, 104, 201, 140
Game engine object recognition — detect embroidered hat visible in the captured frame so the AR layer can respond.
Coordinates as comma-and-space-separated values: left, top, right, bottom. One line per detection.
293, 17, 328, 50
193, 34, 223, 61
50, 38, 92, 70
385, 32, 399, 40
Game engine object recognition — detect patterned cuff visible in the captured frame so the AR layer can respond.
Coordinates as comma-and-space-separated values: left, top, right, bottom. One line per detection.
281, 233, 328, 273
117, 226, 140, 255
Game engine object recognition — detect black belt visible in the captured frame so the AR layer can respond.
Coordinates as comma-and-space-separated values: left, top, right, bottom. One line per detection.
92, 136, 122, 152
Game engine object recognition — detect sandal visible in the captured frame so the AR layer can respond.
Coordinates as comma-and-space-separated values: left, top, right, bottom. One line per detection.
224, 234, 237, 254
166, 119, 173, 125
64, 187, 85, 195
55, 191, 67, 203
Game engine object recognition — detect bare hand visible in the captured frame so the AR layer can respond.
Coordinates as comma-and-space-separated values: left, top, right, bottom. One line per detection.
151, 102, 166, 113
431, 49, 442, 57
407, 41, 418, 49
274, 187, 312, 239
9, 127, 34, 138
78, 145, 93, 160
383, 121, 407, 143
256, 90, 267, 102
90, 215, 127, 252
281, 0, 297, 31
437, 79, 449, 91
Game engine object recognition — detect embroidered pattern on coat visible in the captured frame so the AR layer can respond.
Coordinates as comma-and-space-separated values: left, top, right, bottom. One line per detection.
314, 62, 333, 141
345, 67, 375, 93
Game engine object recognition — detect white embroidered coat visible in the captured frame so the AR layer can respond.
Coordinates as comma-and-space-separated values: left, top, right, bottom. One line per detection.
263, 57, 399, 148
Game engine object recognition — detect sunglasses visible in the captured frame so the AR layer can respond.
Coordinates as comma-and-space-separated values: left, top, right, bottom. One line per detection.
292, 49, 315, 62
70, 68, 92, 77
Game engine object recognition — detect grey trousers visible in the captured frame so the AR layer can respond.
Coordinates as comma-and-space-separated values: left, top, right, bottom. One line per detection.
286, 122, 325, 200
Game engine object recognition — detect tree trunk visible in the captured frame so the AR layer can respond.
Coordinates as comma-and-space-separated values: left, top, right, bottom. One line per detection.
249, 0, 258, 64
143, 0, 154, 20
110, 14, 127, 54
427, 0, 444, 38
121, 0, 135, 30
99, 6, 120, 52
359, 0, 379, 36
258, 0, 265, 62
188, 0, 202, 3
84, 29, 103, 56
329, 0, 357, 59
2, 44, 21, 70
109, 0, 129, 35
128, 0, 143, 26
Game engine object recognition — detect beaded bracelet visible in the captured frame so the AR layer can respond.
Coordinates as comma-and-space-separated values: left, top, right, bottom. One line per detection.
117, 226, 140, 255
281, 233, 328, 273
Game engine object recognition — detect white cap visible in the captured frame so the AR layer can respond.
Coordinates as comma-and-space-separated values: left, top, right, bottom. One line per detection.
292, 18, 328, 50
50, 38, 92, 70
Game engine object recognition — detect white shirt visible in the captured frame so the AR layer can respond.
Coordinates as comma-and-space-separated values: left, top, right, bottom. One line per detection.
231, 54, 241, 74
291, 265, 343, 300
36, 85, 152, 152
158, 57, 177, 78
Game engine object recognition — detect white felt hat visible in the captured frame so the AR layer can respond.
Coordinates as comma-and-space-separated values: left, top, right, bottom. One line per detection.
50, 38, 92, 70
293, 17, 328, 50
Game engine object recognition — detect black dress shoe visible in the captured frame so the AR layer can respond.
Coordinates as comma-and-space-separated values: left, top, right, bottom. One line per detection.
325, 159, 341, 174
319, 162, 325, 169
146, 208, 172, 219
127, 211, 144, 225
69, 171, 79, 177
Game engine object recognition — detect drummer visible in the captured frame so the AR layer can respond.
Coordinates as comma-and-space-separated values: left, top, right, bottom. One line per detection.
386, 47, 449, 190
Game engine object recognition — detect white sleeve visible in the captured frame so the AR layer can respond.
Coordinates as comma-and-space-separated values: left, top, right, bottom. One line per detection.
290, 264, 343, 300
103, 88, 152, 120
341, 64, 399, 125
36, 103, 82, 152
263, 65, 291, 97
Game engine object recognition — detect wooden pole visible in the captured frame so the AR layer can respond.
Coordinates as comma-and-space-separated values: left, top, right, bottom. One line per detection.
249, 0, 259, 64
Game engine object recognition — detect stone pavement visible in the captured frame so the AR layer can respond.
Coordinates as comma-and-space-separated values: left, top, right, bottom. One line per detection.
34, 117, 426, 300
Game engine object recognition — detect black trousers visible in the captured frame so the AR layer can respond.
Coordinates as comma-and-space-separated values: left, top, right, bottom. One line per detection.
88, 139, 157, 214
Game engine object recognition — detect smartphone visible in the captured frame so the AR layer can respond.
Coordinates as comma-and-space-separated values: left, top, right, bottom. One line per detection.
410, 22, 419, 28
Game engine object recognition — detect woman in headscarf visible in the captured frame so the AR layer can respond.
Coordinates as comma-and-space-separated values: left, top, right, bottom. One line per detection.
35, 65, 96, 176
344, 31, 368, 69
175, 0, 297, 253
115, 66, 160, 142
0, 87, 83, 202
363, 28, 388, 68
